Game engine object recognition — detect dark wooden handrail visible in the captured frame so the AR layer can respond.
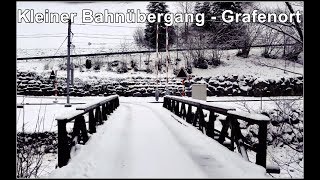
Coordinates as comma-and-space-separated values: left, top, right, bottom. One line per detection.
56, 95, 119, 168
163, 95, 279, 173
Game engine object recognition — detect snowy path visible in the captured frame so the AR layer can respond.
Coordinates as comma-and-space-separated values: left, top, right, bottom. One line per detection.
49, 100, 269, 178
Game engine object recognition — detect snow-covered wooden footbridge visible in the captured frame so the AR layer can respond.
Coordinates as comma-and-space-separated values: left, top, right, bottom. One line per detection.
51, 95, 279, 178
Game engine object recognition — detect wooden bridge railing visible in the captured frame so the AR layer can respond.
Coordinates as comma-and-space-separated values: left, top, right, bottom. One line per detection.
55, 95, 119, 168
163, 95, 280, 174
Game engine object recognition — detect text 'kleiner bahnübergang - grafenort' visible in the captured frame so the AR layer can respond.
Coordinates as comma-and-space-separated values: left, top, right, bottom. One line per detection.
17, 9, 303, 26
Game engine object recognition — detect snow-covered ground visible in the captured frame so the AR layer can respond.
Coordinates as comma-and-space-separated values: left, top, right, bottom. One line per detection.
49, 98, 268, 178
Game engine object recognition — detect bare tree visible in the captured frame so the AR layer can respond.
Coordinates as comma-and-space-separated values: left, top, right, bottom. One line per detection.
133, 27, 146, 48
256, 2, 303, 60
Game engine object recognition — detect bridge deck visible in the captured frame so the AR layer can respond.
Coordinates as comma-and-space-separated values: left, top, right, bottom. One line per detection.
50, 100, 268, 178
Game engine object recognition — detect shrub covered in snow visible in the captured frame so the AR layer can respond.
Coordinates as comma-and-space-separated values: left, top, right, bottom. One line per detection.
85, 59, 92, 69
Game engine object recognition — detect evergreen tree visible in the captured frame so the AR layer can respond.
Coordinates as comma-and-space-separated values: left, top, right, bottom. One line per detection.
144, 2, 175, 50
192, 2, 247, 47
193, 1, 212, 31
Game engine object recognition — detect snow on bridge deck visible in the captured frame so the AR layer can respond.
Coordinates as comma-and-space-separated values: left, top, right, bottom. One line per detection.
49, 99, 269, 178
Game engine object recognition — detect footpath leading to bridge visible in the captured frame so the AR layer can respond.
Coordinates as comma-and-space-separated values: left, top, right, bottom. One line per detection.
50, 100, 269, 178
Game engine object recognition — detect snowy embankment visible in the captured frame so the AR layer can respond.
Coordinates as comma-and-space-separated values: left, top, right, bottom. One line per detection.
49, 99, 268, 178
17, 48, 303, 81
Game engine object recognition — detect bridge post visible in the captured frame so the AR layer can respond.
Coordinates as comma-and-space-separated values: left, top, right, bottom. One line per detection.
72, 116, 89, 144
207, 110, 217, 138
229, 118, 237, 151
95, 106, 102, 125
116, 97, 119, 107
88, 110, 96, 133
192, 107, 199, 127
167, 99, 171, 110
198, 107, 205, 132
102, 104, 107, 121
57, 121, 70, 167
256, 122, 268, 168
218, 116, 231, 144
106, 102, 111, 115
180, 103, 186, 118
163, 97, 167, 108
175, 101, 180, 116
110, 101, 114, 113
171, 100, 175, 112
186, 104, 192, 123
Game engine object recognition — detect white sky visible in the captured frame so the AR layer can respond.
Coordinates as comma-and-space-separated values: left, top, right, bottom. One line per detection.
17, 1, 302, 50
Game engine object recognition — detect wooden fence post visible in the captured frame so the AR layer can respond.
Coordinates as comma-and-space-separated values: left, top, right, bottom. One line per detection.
72, 116, 89, 144
105, 102, 110, 115
58, 121, 70, 167
175, 101, 180, 116
256, 122, 268, 168
192, 107, 199, 127
180, 103, 186, 119
88, 110, 96, 133
163, 97, 167, 108
102, 104, 107, 121
198, 107, 205, 132
95, 106, 102, 125
218, 116, 231, 144
207, 110, 217, 138
171, 100, 175, 112
186, 104, 192, 123
167, 99, 171, 110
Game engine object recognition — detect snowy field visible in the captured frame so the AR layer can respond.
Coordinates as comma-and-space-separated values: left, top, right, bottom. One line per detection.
17, 48, 303, 83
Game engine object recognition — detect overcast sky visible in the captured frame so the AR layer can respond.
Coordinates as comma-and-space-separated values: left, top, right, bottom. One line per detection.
17, 1, 302, 51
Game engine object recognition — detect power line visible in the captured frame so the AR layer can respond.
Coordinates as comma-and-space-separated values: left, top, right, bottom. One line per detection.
17, 33, 66, 36
74, 35, 134, 40
17, 35, 66, 39
73, 33, 132, 37
53, 36, 68, 56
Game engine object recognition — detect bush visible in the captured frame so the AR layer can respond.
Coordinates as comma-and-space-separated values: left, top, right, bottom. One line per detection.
146, 66, 153, 73
44, 63, 50, 70
261, 52, 278, 59
209, 57, 221, 66
173, 68, 177, 75
92, 59, 103, 70
58, 63, 67, 70
130, 60, 137, 69
197, 60, 208, 69
186, 65, 192, 74
236, 48, 250, 58
194, 56, 208, 69
111, 61, 119, 67
117, 62, 128, 73
93, 64, 100, 70
85, 59, 92, 69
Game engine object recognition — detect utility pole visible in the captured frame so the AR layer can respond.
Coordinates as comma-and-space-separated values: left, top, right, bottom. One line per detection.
65, 19, 72, 107
176, 27, 179, 62
155, 22, 159, 101
156, 22, 159, 76
166, 26, 169, 95
70, 44, 74, 86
